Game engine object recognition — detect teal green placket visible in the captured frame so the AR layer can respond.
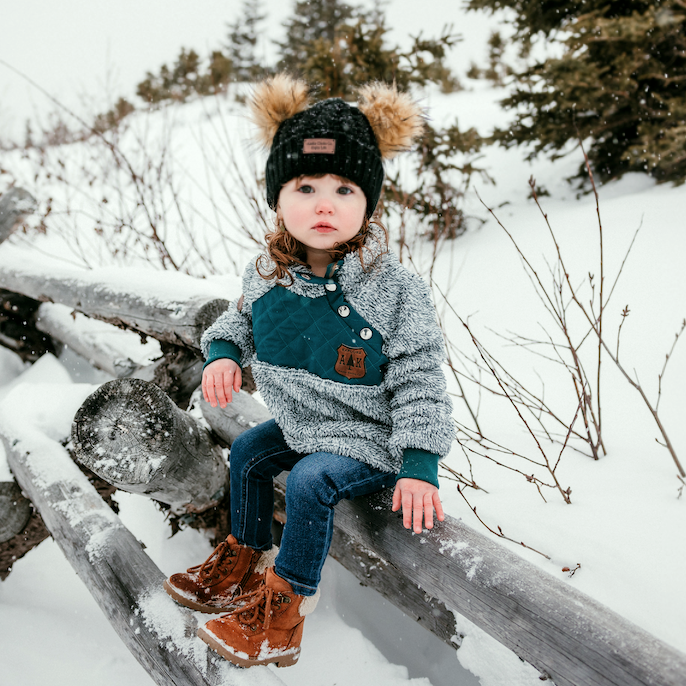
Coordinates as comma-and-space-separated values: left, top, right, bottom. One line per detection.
251, 272, 389, 386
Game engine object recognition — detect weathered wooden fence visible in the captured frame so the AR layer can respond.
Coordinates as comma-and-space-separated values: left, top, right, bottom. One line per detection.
0, 413, 284, 686
2, 213, 686, 686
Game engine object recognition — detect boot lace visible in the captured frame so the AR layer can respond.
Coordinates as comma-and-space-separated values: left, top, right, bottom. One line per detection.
187, 539, 238, 583
227, 584, 291, 631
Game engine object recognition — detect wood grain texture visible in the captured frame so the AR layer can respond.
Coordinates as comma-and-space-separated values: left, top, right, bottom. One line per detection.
331, 488, 686, 686
130, 348, 203, 410
0, 422, 284, 686
5, 263, 685, 684
198, 391, 272, 447
35, 302, 141, 377
272, 478, 462, 649
72, 378, 227, 513
204, 390, 686, 686
36, 300, 204, 408
0, 481, 32, 543
0, 262, 228, 350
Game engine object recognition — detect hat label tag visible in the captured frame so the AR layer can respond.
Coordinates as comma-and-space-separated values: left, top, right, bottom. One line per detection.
303, 138, 336, 154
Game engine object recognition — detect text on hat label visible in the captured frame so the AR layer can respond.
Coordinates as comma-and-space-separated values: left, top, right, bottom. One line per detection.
303, 139, 336, 154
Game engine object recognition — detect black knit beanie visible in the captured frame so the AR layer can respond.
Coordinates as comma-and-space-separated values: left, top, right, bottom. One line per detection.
250, 75, 424, 219
265, 98, 384, 218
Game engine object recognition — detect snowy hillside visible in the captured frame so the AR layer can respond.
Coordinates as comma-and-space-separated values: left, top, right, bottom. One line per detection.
1, 38, 686, 686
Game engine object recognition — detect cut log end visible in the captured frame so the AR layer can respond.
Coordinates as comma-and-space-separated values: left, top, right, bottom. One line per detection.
0, 481, 33, 543
73, 378, 178, 481
72, 378, 227, 513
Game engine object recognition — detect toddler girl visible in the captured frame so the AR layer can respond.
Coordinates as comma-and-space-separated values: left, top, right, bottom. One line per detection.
164, 74, 455, 668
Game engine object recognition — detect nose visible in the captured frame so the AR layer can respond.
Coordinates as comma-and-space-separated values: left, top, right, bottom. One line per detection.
315, 194, 334, 214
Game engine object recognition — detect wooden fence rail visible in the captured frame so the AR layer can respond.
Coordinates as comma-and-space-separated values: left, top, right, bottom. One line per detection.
0, 252, 229, 351
0, 415, 284, 686
2, 250, 686, 686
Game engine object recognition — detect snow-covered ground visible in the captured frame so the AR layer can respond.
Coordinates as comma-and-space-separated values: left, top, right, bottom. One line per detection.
1, 59, 686, 686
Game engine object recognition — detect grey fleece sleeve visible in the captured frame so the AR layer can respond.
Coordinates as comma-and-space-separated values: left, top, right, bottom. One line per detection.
383, 272, 455, 461
200, 297, 255, 367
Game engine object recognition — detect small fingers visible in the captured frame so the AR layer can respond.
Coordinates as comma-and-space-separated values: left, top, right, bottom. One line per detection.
422, 491, 435, 530
214, 372, 229, 407
202, 373, 211, 405
433, 491, 445, 522
220, 370, 235, 406
413, 494, 425, 534
202, 372, 219, 407
202, 360, 240, 408
394, 479, 443, 534
401, 490, 413, 530
392, 484, 402, 512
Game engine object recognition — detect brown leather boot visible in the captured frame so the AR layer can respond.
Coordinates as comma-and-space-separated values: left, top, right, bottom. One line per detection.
197, 567, 319, 668
163, 535, 277, 613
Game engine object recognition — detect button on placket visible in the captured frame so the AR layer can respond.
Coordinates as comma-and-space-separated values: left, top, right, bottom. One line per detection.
325, 283, 337, 292
338, 305, 350, 317
360, 328, 372, 340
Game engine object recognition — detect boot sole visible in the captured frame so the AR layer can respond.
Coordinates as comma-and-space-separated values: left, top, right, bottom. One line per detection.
163, 579, 234, 614
197, 625, 300, 668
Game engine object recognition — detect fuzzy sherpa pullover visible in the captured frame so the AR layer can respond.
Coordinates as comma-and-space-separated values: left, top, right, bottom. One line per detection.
201, 239, 454, 487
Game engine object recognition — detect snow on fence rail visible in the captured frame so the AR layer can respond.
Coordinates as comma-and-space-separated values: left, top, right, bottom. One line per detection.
2, 245, 686, 686
0, 244, 232, 351
0, 411, 284, 686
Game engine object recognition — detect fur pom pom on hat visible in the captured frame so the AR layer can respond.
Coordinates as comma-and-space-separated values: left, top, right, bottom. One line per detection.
249, 74, 311, 148
248, 75, 424, 217
357, 84, 425, 160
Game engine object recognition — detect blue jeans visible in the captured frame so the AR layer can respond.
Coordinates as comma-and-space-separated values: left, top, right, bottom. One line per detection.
229, 419, 395, 596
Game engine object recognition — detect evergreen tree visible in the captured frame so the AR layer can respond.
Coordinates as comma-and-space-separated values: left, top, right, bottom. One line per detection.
137, 48, 234, 104
128, 0, 478, 239
226, 0, 268, 82
277, 0, 460, 98
468, 0, 686, 185
207, 51, 234, 91
385, 121, 488, 240
474, 31, 513, 86
277, 0, 357, 75
93, 97, 135, 134
275, 0, 474, 238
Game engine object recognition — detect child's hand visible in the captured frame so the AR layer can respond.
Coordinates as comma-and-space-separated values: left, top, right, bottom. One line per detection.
202, 359, 242, 408
392, 478, 445, 534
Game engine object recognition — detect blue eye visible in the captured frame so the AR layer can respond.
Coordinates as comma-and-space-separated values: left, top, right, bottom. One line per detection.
337, 186, 353, 195
298, 185, 314, 193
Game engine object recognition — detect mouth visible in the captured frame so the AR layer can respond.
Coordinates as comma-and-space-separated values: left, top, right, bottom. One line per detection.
313, 222, 336, 233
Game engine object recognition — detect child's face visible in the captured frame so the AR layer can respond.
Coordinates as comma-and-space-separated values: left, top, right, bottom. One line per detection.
278, 174, 366, 257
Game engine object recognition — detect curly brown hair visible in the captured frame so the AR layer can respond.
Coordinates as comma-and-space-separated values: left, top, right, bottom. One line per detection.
256, 174, 388, 282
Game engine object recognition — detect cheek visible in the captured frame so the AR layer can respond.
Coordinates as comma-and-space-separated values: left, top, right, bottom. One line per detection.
348, 201, 367, 226
279, 199, 301, 224
283, 204, 308, 228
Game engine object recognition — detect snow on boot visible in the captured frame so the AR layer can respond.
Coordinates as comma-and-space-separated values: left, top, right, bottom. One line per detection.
163, 535, 277, 613
197, 567, 319, 668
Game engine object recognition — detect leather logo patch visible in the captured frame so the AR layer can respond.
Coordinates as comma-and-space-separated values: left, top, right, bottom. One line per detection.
335, 345, 366, 379
303, 138, 336, 154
